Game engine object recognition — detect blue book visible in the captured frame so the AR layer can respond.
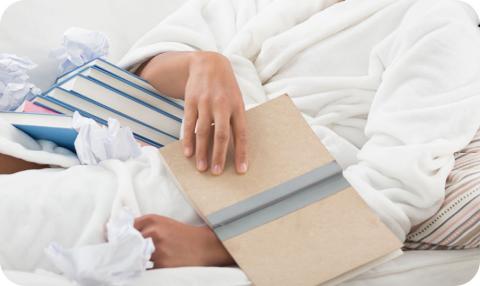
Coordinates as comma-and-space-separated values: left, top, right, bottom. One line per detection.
0, 112, 77, 152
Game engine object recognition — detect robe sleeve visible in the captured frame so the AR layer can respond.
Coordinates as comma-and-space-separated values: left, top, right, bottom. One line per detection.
117, 0, 341, 70
344, 0, 480, 240
117, 0, 341, 104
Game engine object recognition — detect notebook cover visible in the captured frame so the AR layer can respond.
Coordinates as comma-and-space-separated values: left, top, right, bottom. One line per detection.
160, 95, 402, 286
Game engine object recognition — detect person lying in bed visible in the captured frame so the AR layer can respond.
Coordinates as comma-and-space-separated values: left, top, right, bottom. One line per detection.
117, 0, 480, 269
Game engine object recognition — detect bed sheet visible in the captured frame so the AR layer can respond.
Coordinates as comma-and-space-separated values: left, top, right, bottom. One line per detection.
3, 249, 480, 286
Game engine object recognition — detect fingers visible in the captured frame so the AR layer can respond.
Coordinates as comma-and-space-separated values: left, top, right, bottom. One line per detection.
182, 99, 198, 157
140, 227, 164, 268
134, 214, 155, 231
211, 112, 231, 175
195, 107, 212, 172
232, 108, 248, 174
141, 227, 161, 242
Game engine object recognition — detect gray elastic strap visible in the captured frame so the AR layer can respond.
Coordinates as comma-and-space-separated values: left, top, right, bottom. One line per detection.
207, 162, 349, 241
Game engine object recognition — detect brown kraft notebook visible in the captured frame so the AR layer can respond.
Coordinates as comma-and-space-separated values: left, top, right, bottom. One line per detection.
160, 95, 403, 286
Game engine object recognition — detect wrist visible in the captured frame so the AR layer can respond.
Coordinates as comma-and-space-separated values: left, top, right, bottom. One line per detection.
188, 51, 229, 74
198, 226, 235, 266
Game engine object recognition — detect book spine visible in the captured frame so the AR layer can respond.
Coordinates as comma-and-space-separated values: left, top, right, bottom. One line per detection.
56, 86, 178, 140
92, 65, 184, 110
82, 75, 183, 123
40, 95, 163, 148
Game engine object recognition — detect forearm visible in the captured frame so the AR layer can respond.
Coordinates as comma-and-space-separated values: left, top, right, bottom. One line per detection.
0, 153, 47, 174
136, 52, 193, 99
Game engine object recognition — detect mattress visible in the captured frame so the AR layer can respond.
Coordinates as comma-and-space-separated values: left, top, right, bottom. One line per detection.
3, 249, 479, 286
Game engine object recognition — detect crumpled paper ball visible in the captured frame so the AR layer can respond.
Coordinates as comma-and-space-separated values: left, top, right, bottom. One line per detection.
45, 208, 155, 286
0, 53, 41, 111
72, 112, 142, 165
51, 27, 109, 76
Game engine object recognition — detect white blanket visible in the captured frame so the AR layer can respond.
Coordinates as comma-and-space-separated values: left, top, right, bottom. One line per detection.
1, 0, 480, 284
4, 249, 480, 286
0, 128, 202, 271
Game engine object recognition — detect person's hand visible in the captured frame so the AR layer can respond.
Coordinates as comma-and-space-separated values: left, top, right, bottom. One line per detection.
137, 50, 248, 175
183, 52, 248, 175
134, 214, 235, 268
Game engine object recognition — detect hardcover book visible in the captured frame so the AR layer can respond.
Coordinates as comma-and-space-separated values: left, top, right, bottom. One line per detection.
160, 95, 403, 286
0, 112, 77, 152
56, 58, 184, 109
58, 75, 181, 138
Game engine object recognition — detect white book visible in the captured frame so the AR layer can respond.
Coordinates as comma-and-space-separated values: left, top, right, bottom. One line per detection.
58, 75, 181, 138
79, 66, 184, 119
57, 58, 184, 106
32, 96, 74, 115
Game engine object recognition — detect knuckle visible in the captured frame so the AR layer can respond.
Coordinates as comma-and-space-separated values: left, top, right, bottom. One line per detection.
155, 229, 162, 239
184, 97, 197, 108
234, 98, 245, 109
182, 133, 193, 143
183, 124, 195, 137
184, 119, 196, 128
144, 229, 155, 238
212, 95, 227, 107
196, 128, 210, 138
233, 103, 245, 114
215, 130, 229, 142
236, 132, 247, 145
237, 148, 247, 160
198, 94, 211, 106
143, 214, 155, 223
196, 122, 212, 136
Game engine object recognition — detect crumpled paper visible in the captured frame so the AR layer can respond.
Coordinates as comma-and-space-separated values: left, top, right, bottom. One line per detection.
45, 208, 155, 286
0, 53, 41, 111
51, 27, 109, 76
72, 112, 141, 165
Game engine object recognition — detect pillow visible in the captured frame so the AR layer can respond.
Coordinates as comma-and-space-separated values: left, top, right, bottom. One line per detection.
404, 130, 480, 250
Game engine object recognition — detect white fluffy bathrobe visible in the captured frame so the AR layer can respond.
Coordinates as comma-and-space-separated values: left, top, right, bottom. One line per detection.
119, 0, 480, 240
1, 0, 480, 280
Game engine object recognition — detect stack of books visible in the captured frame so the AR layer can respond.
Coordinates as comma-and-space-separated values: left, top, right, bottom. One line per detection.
30, 58, 184, 148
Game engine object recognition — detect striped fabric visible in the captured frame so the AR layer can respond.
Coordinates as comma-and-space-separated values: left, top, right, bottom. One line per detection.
404, 131, 480, 250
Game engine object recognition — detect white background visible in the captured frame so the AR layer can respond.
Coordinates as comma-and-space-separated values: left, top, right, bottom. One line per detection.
0, 0, 479, 285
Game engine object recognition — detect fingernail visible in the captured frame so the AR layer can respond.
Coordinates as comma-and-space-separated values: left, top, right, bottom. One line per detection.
238, 162, 248, 174
184, 147, 192, 157
212, 164, 222, 175
197, 160, 207, 171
